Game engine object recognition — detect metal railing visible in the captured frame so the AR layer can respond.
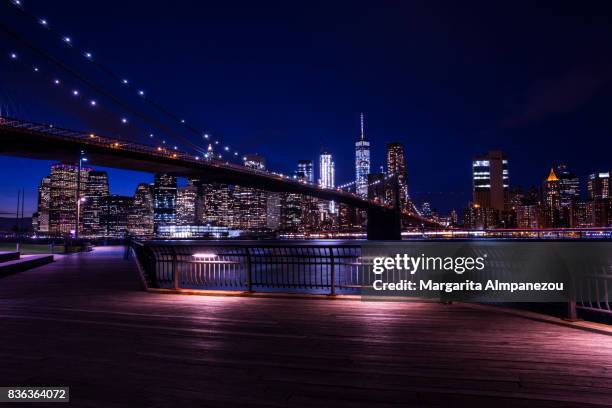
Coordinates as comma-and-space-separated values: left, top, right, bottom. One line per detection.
132, 240, 367, 294
132, 240, 612, 321
569, 270, 612, 318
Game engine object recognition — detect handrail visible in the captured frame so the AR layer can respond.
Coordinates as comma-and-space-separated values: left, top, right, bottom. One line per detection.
131, 240, 612, 319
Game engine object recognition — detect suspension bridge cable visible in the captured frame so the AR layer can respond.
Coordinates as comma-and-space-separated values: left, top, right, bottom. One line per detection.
0, 20, 207, 155
7, 0, 240, 158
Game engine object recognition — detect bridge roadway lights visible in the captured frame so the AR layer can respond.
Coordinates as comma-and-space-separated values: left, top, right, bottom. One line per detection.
366, 207, 402, 240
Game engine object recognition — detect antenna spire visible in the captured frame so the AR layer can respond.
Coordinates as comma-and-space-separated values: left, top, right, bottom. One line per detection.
360, 112, 365, 140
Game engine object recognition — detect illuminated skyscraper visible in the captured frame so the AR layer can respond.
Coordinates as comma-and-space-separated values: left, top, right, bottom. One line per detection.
128, 183, 154, 237
82, 171, 109, 237
542, 168, 561, 227
588, 172, 610, 200
472, 150, 509, 214
176, 182, 198, 226
556, 164, 580, 207
101, 195, 132, 237
281, 193, 302, 232
34, 177, 51, 234
153, 173, 177, 234
235, 155, 267, 230
296, 160, 314, 183
386, 142, 408, 209
197, 183, 234, 227
556, 164, 579, 227
48, 163, 90, 236
319, 150, 335, 213
355, 113, 371, 198
586, 172, 611, 227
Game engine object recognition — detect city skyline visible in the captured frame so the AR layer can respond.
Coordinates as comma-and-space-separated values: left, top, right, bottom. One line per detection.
1, 1, 612, 216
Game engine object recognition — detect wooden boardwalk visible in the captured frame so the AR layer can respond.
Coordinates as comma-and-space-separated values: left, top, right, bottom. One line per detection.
1, 247, 611, 407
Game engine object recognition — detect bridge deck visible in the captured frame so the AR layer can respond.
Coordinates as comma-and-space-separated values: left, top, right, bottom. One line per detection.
1, 247, 611, 407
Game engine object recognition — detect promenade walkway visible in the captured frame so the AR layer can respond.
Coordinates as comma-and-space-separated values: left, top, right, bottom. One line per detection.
1, 247, 611, 407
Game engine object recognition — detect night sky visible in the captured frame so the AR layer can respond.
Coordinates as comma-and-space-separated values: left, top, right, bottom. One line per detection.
1, 0, 612, 216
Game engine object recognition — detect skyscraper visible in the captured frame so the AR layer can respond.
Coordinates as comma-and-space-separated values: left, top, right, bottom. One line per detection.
319, 150, 335, 213
472, 150, 509, 214
355, 113, 371, 198
48, 163, 90, 236
386, 142, 408, 209
176, 182, 198, 226
587, 172, 610, 200
556, 164, 579, 227
235, 155, 267, 230
586, 172, 611, 228
296, 160, 314, 183
153, 173, 177, 234
197, 182, 234, 227
128, 183, 154, 237
101, 195, 133, 237
556, 164, 580, 207
542, 168, 561, 227
82, 171, 109, 237
34, 177, 51, 234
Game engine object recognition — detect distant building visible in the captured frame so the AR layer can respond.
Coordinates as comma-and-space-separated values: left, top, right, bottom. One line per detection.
542, 168, 561, 227
589, 198, 612, 227
82, 171, 109, 237
281, 193, 302, 232
367, 172, 386, 203
48, 163, 90, 236
449, 209, 458, 226
156, 224, 235, 239
556, 164, 580, 207
197, 182, 234, 228
421, 202, 432, 217
319, 150, 335, 214
296, 160, 314, 183
266, 193, 282, 230
176, 182, 198, 226
516, 205, 540, 229
472, 150, 508, 216
101, 195, 132, 237
555, 164, 579, 227
235, 155, 267, 230
33, 177, 51, 234
464, 203, 497, 230
153, 174, 177, 234
243, 154, 266, 171
128, 183, 154, 237
338, 202, 358, 231
319, 151, 335, 189
386, 142, 408, 209
355, 113, 371, 198
587, 172, 610, 200
570, 202, 592, 228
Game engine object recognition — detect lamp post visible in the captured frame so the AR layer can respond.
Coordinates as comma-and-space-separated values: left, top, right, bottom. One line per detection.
75, 151, 88, 240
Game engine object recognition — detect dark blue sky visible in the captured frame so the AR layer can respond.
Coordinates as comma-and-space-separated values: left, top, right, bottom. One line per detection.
1, 0, 612, 216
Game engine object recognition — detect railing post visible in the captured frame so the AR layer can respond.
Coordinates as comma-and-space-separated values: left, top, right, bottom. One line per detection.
565, 275, 579, 321
172, 248, 180, 290
245, 248, 253, 292
329, 247, 336, 296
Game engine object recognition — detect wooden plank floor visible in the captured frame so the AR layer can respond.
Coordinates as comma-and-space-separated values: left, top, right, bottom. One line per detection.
0, 247, 611, 407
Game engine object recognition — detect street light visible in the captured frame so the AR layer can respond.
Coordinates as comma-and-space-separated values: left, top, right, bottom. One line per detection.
75, 151, 88, 240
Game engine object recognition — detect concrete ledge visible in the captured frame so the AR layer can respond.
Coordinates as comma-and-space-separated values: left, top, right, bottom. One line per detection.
0, 251, 20, 263
0, 254, 54, 277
